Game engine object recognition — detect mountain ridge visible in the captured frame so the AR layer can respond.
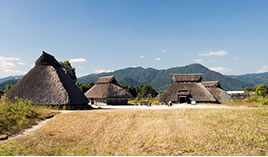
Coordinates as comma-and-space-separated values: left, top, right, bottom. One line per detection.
1, 64, 265, 91
78, 64, 254, 91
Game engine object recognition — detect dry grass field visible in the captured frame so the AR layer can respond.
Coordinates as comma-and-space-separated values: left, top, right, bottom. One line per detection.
0, 108, 267, 156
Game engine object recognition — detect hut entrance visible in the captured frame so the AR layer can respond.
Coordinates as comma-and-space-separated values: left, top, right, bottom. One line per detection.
90, 98, 94, 105
177, 90, 190, 104
178, 96, 188, 104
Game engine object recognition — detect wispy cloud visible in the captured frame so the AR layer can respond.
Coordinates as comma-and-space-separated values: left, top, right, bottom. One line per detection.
234, 57, 240, 60
210, 67, 232, 74
69, 58, 86, 63
199, 50, 228, 57
208, 59, 216, 62
139, 55, 144, 59
95, 69, 114, 74
257, 65, 268, 73
0, 56, 21, 61
162, 49, 168, 53
194, 59, 203, 63
17, 62, 28, 66
155, 58, 161, 61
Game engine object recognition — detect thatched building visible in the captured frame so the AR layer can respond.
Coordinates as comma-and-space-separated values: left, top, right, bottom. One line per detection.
160, 74, 231, 103
6, 52, 89, 108
85, 76, 133, 105
201, 81, 232, 102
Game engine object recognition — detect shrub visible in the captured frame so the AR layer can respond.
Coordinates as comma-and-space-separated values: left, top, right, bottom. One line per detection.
0, 97, 40, 135
256, 84, 268, 97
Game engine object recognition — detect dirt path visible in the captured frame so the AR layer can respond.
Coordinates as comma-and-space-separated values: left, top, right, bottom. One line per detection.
92, 104, 248, 110
0, 110, 73, 144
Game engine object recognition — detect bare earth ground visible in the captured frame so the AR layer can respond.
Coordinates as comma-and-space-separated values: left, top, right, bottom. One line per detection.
93, 104, 248, 110
0, 105, 267, 156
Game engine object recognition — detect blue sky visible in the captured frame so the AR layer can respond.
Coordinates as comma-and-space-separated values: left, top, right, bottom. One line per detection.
0, 0, 268, 77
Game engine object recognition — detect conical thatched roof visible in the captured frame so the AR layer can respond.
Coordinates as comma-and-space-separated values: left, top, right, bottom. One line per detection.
160, 74, 217, 103
6, 51, 89, 106
85, 76, 133, 99
160, 74, 232, 103
202, 81, 232, 102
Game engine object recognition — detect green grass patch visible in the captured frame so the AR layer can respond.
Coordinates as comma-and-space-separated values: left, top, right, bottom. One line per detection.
0, 97, 56, 137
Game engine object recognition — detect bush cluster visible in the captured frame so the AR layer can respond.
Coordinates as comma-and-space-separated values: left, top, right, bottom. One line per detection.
0, 97, 40, 135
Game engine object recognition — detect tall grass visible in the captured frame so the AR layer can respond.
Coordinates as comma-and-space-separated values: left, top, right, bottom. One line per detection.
243, 96, 268, 105
0, 109, 267, 156
0, 97, 54, 136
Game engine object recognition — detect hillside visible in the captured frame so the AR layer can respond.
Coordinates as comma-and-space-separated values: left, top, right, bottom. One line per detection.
0, 75, 22, 84
78, 64, 253, 91
230, 72, 268, 87
0, 79, 20, 90
0, 64, 257, 91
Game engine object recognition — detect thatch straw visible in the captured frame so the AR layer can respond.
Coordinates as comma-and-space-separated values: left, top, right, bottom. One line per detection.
6, 52, 89, 106
85, 76, 133, 99
160, 74, 231, 103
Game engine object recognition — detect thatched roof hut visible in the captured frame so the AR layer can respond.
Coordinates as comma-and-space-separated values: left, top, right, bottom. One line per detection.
202, 81, 232, 102
160, 74, 230, 103
6, 52, 89, 107
85, 76, 133, 105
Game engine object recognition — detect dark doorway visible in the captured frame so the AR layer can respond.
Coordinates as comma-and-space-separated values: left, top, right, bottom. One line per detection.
179, 96, 188, 104
90, 98, 94, 105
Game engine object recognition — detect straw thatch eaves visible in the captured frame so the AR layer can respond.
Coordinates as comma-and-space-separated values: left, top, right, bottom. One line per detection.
202, 81, 232, 102
6, 51, 89, 108
160, 74, 231, 103
85, 76, 133, 105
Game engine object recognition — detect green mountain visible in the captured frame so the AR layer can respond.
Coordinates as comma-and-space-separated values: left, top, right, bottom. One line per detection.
0, 79, 20, 90
78, 64, 254, 92
0, 75, 23, 83
0, 64, 259, 92
229, 72, 268, 87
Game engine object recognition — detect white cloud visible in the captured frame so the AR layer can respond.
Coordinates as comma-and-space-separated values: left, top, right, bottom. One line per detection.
3, 69, 26, 75
208, 59, 216, 62
0, 56, 20, 61
140, 55, 144, 59
210, 67, 232, 74
194, 59, 203, 63
17, 62, 28, 66
0, 56, 28, 77
69, 58, 86, 63
95, 69, 114, 74
257, 65, 268, 73
162, 49, 168, 53
199, 50, 228, 57
234, 57, 240, 60
155, 58, 161, 61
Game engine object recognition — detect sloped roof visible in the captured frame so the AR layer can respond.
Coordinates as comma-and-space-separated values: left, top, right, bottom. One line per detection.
6, 51, 89, 106
85, 76, 133, 99
172, 74, 203, 82
95, 76, 118, 84
160, 82, 217, 103
202, 81, 220, 88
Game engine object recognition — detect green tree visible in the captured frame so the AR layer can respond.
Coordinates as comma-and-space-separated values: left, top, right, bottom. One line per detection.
4, 84, 12, 93
245, 87, 256, 92
76, 82, 95, 93
137, 84, 158, 99
60, 61, 77, 83
121, 85, 139, 97
256, 84, 268, 97
0, 89, 4, 97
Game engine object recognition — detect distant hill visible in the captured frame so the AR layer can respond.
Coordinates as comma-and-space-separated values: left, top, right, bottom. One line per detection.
78, 64, 254, 92
229, 72, 268, 87
0, 75, 23, 83
1, 64, 263, 92
0, 79, 20, 90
